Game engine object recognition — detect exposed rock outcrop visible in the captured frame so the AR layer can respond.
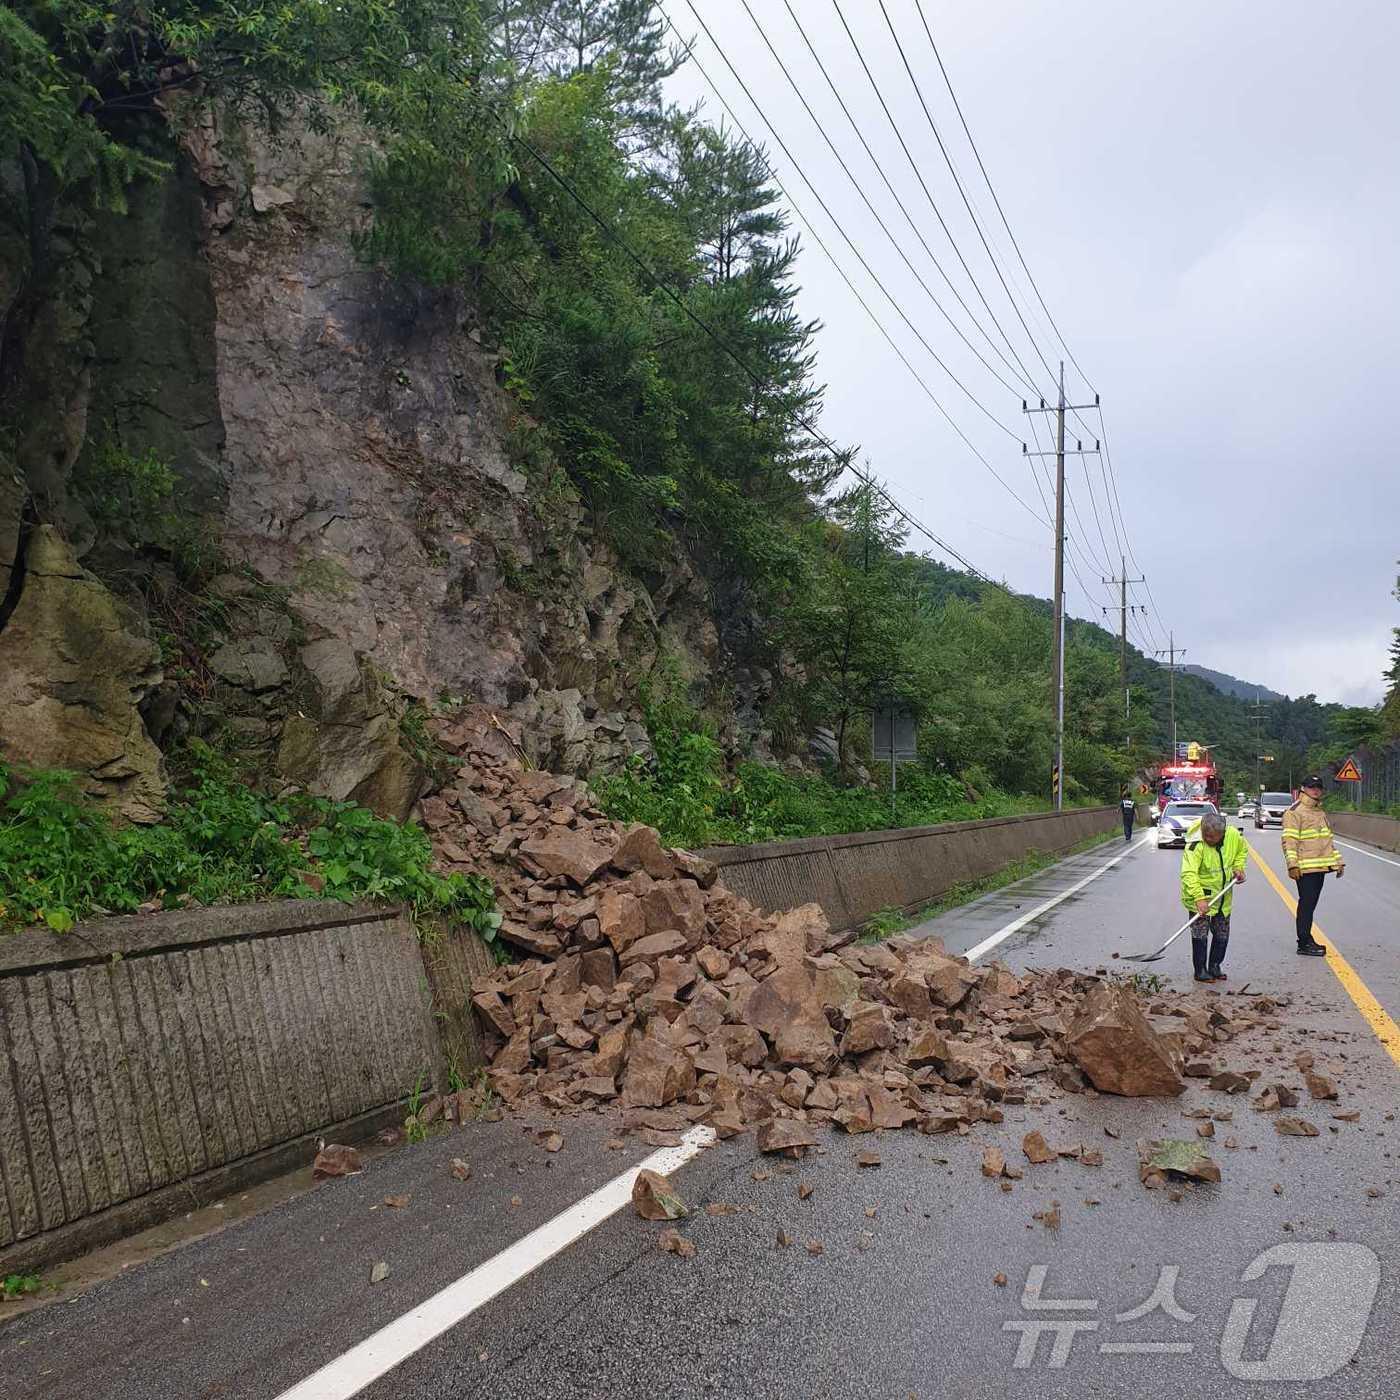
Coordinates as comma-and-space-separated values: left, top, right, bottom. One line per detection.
0, 104, 775, 813
0, 525, 165, 819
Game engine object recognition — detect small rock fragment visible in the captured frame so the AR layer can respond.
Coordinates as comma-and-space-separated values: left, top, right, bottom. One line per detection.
1022, 1131, 1055, 1165
370, 1261, 391, 1284
313, 1144, 363, 1180
632, 1169, 687, 1220
1275, 1117, 1320, 1137
756, 1119, 818, 1157
1209, 1071, 1251, 1095
658, 1228, 697, 1258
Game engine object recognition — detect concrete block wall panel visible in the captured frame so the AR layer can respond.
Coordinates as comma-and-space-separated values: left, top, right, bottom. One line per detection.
0, 901, 433, 1272
1329, 811, 1400, 854
704, 837, 853, 933
418, 917, 498, 1088
700, 808, 1115, 931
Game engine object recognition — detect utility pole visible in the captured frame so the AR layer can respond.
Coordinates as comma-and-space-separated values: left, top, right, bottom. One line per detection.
1250, 691, 1269, 796
1023, 363, 1099, 810
1102, 555, 1144, 747
1152, 633, 1187, 756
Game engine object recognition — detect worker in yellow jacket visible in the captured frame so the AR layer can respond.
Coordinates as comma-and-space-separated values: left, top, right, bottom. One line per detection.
1180, 810, 1247, 982
1282, 775, 1344, 957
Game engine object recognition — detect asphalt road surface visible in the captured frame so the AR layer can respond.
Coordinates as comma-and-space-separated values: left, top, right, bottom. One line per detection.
4, 818, 1398, 1399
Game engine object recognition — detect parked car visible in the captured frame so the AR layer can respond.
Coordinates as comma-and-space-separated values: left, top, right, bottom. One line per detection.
1254, 792, 1294, 828
1238, 802, 1257, 820
1156, 800, 1216, 849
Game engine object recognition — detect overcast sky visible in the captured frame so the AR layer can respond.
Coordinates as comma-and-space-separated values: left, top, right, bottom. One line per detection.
664, 0, 1400, 705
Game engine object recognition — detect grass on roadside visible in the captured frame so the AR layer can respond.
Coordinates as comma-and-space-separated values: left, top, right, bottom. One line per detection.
2, 1273, 42, 1301
858, 828, 1119, 943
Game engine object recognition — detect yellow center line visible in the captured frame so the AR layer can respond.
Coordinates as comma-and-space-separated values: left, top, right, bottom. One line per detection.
1244, 837, 1400, 1068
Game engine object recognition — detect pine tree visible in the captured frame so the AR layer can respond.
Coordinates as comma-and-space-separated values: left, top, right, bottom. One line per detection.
1382, 567, 1400, 736
489, 0, 681, 131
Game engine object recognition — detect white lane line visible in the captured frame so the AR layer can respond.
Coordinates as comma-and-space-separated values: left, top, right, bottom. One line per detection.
965, 831, 1152, 963
1337, 839, 1400, 870
275, 1125, 716, 1400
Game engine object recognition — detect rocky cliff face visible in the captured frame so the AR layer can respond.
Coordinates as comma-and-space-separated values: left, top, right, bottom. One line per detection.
0, 110, 749, 819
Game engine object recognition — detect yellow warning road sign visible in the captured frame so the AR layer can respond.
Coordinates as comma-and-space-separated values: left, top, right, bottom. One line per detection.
1335, 757, 1363, 782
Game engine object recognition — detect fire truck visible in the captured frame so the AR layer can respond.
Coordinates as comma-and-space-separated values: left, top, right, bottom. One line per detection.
1146, 742, 1223, 824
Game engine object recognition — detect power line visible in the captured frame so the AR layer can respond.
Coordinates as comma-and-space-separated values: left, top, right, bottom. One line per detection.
828, 0, 1043, 400
663, 0, 1049, 524
913, 0, 1097, 394
899, 4, 1160, 649
879, 0, 1147, 608
721, 0, 1023, 439
872, 0, 1150, 619
777, 0, 1033, 401
874, 0, 1060, 393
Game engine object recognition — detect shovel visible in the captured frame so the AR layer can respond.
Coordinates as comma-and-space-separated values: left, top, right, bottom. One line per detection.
1122, 878, 1238, 963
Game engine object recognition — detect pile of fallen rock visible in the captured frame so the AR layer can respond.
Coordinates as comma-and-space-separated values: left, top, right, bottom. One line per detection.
420, 707, 1282, 1146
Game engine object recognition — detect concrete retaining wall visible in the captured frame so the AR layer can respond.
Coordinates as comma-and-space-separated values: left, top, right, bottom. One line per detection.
1331, 811, 1400, 854
0, 901, 438, 1275
699, 806, 1116, 931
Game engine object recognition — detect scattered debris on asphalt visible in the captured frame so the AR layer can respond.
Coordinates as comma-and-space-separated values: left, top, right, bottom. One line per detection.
382, 1194, 410, 1209
369, 1261, 391, 1284
411, 708, 1347, 1213
450, 1158, 471, 1182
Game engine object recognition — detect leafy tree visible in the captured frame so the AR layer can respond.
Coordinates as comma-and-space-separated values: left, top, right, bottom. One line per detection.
785, 482, 931, 777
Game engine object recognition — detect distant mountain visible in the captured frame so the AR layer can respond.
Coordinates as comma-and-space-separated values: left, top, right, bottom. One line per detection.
1182, 665, 1285, 704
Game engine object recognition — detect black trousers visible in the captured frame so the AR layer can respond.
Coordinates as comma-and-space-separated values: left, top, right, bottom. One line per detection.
1295, 871, 1326, 946
1190, 912, 1230, 974
1121, 811, 1135, 841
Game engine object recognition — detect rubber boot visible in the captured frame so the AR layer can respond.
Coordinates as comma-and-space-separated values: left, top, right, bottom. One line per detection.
1207, 930, 1229, 981
1191, 934, 1211, 982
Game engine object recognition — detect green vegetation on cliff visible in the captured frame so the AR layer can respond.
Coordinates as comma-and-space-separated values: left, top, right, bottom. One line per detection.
0, 749, 499, 936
